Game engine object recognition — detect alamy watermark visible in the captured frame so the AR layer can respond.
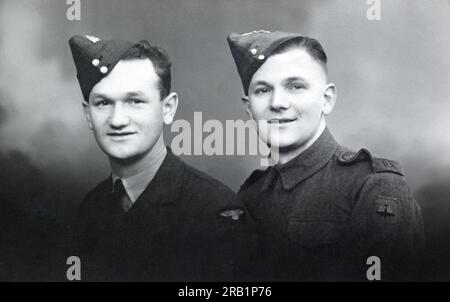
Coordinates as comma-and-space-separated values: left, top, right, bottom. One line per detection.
170, 112, 279, 167
66, 0, 81, 21
366, 0, 381, 21
65, 255, 382, 281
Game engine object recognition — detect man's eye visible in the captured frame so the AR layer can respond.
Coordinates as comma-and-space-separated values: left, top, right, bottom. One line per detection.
290, 83, 305, 91
95, 100, 110, 107
254, 87, 270, 95
128, 98, 144, 104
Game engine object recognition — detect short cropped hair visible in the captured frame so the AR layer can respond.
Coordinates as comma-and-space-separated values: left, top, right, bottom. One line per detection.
272, 36, 328, 75
122, 40, 172, 99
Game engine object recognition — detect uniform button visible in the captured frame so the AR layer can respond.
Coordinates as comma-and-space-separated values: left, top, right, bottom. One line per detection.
250, 48, 257, 55
91, 59, 100, 67
257, 54, 265, 60
100, 66, 108, 74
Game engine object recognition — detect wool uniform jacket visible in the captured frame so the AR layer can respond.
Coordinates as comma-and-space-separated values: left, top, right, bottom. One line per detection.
75, 149, 256, 281
239, 128, 425, 281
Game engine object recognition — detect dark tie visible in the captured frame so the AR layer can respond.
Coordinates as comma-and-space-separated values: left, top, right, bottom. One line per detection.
113, 179, 133, 212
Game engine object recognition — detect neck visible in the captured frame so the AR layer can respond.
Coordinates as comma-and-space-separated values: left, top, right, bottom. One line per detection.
109, 135, 167, 178
272, 120, 326, 165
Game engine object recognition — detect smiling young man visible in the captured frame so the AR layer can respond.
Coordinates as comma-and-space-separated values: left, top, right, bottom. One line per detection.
68, 35, 254, 281
227, 30, 425, 281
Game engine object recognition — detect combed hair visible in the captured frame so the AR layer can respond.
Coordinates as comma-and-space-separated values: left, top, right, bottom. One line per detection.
122, 40, 172, 99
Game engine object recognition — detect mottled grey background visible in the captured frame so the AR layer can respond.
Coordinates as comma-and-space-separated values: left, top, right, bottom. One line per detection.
0, 0, 449, 280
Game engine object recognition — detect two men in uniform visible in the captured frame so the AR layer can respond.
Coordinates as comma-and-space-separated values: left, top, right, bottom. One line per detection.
68, 30, 424, 281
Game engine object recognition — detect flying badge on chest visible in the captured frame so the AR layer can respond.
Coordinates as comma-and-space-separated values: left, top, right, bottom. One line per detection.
217, 207, 245, 225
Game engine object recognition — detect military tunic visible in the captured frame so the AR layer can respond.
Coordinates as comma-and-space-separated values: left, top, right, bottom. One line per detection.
75, 149, 254, 281
239, 128, 425, 281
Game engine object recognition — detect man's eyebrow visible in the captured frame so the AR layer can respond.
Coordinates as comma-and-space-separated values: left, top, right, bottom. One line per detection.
90, 93, 110, 100
90, 91, 146, 100
125, 91, 145, 97
283, 76, 308, 84
251, 80, 272, 87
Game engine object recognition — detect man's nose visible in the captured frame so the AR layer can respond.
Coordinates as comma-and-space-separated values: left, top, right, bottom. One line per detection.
270, 89, 290, 111
109, 103, 130, 128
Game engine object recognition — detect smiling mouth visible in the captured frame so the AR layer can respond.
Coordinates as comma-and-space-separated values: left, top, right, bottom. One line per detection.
267, 118, 297, 124
108, 132, 136, 137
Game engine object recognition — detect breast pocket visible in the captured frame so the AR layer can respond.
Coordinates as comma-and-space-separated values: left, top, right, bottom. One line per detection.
287, 217, 354, 280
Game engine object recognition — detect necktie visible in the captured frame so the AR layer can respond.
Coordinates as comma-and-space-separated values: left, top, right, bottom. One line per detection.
113, 179, 133, 212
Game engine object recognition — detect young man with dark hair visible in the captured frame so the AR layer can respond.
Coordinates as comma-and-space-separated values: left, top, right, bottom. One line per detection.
227, 30, 425, 281
68, 35, 254, 281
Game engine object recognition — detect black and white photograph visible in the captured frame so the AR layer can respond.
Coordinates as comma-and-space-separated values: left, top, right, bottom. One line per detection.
0, 0, 449, 287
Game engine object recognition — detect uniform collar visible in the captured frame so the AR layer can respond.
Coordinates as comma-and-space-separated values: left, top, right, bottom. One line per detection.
131, 147, 184, 205
111, 147, 167, 203
265, 127, 338, 191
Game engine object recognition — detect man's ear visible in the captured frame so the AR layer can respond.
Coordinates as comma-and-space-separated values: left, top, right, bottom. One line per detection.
241, 95, 253, 119
162, 92, 179, 125
322, 83, 337, 116
82, 101, 93, 130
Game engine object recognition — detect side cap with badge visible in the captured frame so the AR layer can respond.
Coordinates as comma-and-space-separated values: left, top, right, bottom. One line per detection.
68, 35, 139, 102
227, 30, 303, 95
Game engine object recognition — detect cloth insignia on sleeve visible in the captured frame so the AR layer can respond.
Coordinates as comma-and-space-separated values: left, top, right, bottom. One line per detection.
373, 196, 399, 224
372, 158, 404, 176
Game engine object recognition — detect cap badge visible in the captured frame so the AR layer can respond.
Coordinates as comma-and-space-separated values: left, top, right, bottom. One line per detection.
241, 29, 270, 36
85, 35, 100, 43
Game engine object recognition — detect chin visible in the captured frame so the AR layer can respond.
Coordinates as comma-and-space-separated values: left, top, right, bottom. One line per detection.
102, 146, 135, 160
267, 135, 295, 148
107, 152, 134, 161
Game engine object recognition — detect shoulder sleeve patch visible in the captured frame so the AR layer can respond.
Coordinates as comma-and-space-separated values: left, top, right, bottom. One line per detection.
337, 148, 373, 165
373, 196, 399, 225
372, 158, 403, 176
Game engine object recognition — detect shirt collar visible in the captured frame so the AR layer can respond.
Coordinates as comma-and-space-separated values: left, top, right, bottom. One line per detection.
264, 127, 338, 191
111, 146, 167, 203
